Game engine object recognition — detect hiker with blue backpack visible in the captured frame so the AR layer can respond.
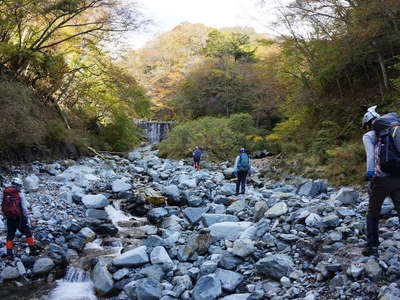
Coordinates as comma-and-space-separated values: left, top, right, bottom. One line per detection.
362, 106, 400, 257
233, 148, 252, 195
193, 146, 202, 170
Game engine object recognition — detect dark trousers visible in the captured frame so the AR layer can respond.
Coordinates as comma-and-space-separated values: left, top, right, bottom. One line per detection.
194, 159, 200, 170
367, 176, 400, 247
236, 170, 248, 194
6, 216, 32, 241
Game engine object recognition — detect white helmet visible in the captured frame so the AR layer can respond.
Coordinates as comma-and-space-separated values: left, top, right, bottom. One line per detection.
362, 105, 380, 127
11, 177, 23, 186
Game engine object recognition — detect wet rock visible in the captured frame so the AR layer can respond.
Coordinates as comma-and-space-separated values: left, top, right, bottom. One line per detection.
82, 194, 109, 209
92, 261, 114, 295
192, 274, 222, 300
265, 202, 288, 218
33, 257, 55, 276
2, 266, 20, 280
87, 220, 118, 236
255, 254, 294, 280
215, 268, 244, 292
202, 214, 239, 227
334, 187, 359, 205
113, 246, 149, 268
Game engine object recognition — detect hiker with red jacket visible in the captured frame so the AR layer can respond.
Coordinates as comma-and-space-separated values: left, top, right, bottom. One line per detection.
1, 177, 37, 258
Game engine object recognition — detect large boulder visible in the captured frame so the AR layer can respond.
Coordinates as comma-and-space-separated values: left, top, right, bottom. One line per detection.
24, 174, 40, 191
33, 257, 55, 276
163, 185, 182, 205
2, 267, 20, 280
202, 214, 239, 227
215, 268, 244, 292
297, 180, 327, 197
209, 222, 252, 241
265, 202, 288, 218
82, 194, 109, 209
255, 254, 294, 280
92, 261, 114, 295
112, 179, 132, 193
192, 274, 222, 300
334, 187, 359, 205
113, 246, 149, 268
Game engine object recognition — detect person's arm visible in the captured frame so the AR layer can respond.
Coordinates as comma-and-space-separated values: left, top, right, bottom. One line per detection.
362, 131, 375, 175
233, 156, 239, 173
19, 192, 30, 218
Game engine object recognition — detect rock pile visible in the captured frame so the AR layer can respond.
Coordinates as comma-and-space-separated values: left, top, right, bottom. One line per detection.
0, 147, 399, 300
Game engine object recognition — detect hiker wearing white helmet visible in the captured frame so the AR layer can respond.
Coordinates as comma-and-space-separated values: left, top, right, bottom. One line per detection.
1, 177, 37, 259
362, 106, 400, 257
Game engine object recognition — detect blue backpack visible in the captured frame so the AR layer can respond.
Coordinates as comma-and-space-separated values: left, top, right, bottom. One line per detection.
237, 154, 250, 172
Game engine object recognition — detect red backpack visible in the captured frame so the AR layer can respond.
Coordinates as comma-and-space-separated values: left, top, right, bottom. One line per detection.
2, 186, 22, 219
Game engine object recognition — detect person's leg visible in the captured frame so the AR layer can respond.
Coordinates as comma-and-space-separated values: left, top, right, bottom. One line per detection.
236, 172, 242, 195
6, 218, 17, 257
17, 216, 37, 255
240, 171, 247, 194
366, 178, 388, 251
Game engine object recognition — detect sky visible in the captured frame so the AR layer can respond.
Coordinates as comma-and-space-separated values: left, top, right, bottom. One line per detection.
127, 0, 292, 49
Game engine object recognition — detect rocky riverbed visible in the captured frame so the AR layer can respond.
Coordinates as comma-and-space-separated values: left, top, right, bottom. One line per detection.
0, 146, 399, 300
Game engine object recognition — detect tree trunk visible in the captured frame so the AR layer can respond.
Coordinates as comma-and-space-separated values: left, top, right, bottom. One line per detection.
377, 52, 389, 89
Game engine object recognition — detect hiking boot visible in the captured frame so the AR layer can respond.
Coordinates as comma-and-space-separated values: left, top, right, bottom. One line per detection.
6, 249, 14, 260
29, 245, 38, 256
362, 247, 378, 257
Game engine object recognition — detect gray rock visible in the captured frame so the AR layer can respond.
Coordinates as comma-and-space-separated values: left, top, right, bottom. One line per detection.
16, 261, 26, 276
265, 202, 288, 218
92, 261, 114, 295
349, 263, 364, 279
113, 246, 149, 268
202, 214, 239, 227
148, 207, 169, 223
150, 246, 173, 265
113, 268, 130, 281
2, 266, 20, 280
219, 294, 251, 300
365, 258, 382, 277
231, 238, 255, 257
128, 151, 141, 161
33, 257, 55, 276
321, 214, 340, 229
220, 183, 236, 196
227, 200, 247, 214
136, 278, 162, 300
209, 222, 252, 241
184, 207, 208, 224
82, 194, 109, 209
192, 274, 222, 300
223, 168, 236, 179
200, 261, 218, 275
254, 201, 268, 222
85, 209, 109, 220
173, 275, 193, 297
215, 268, 244, 292
255, 254, 294, 280
163, 185, 181, 204
297, 180, 326, 197
305, 213, 321, 228
336, 207, 356, 217
79, 227, 96, 243
112, 179, 132, 193
334, 187, 359, 205
24, 174, 40, 191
